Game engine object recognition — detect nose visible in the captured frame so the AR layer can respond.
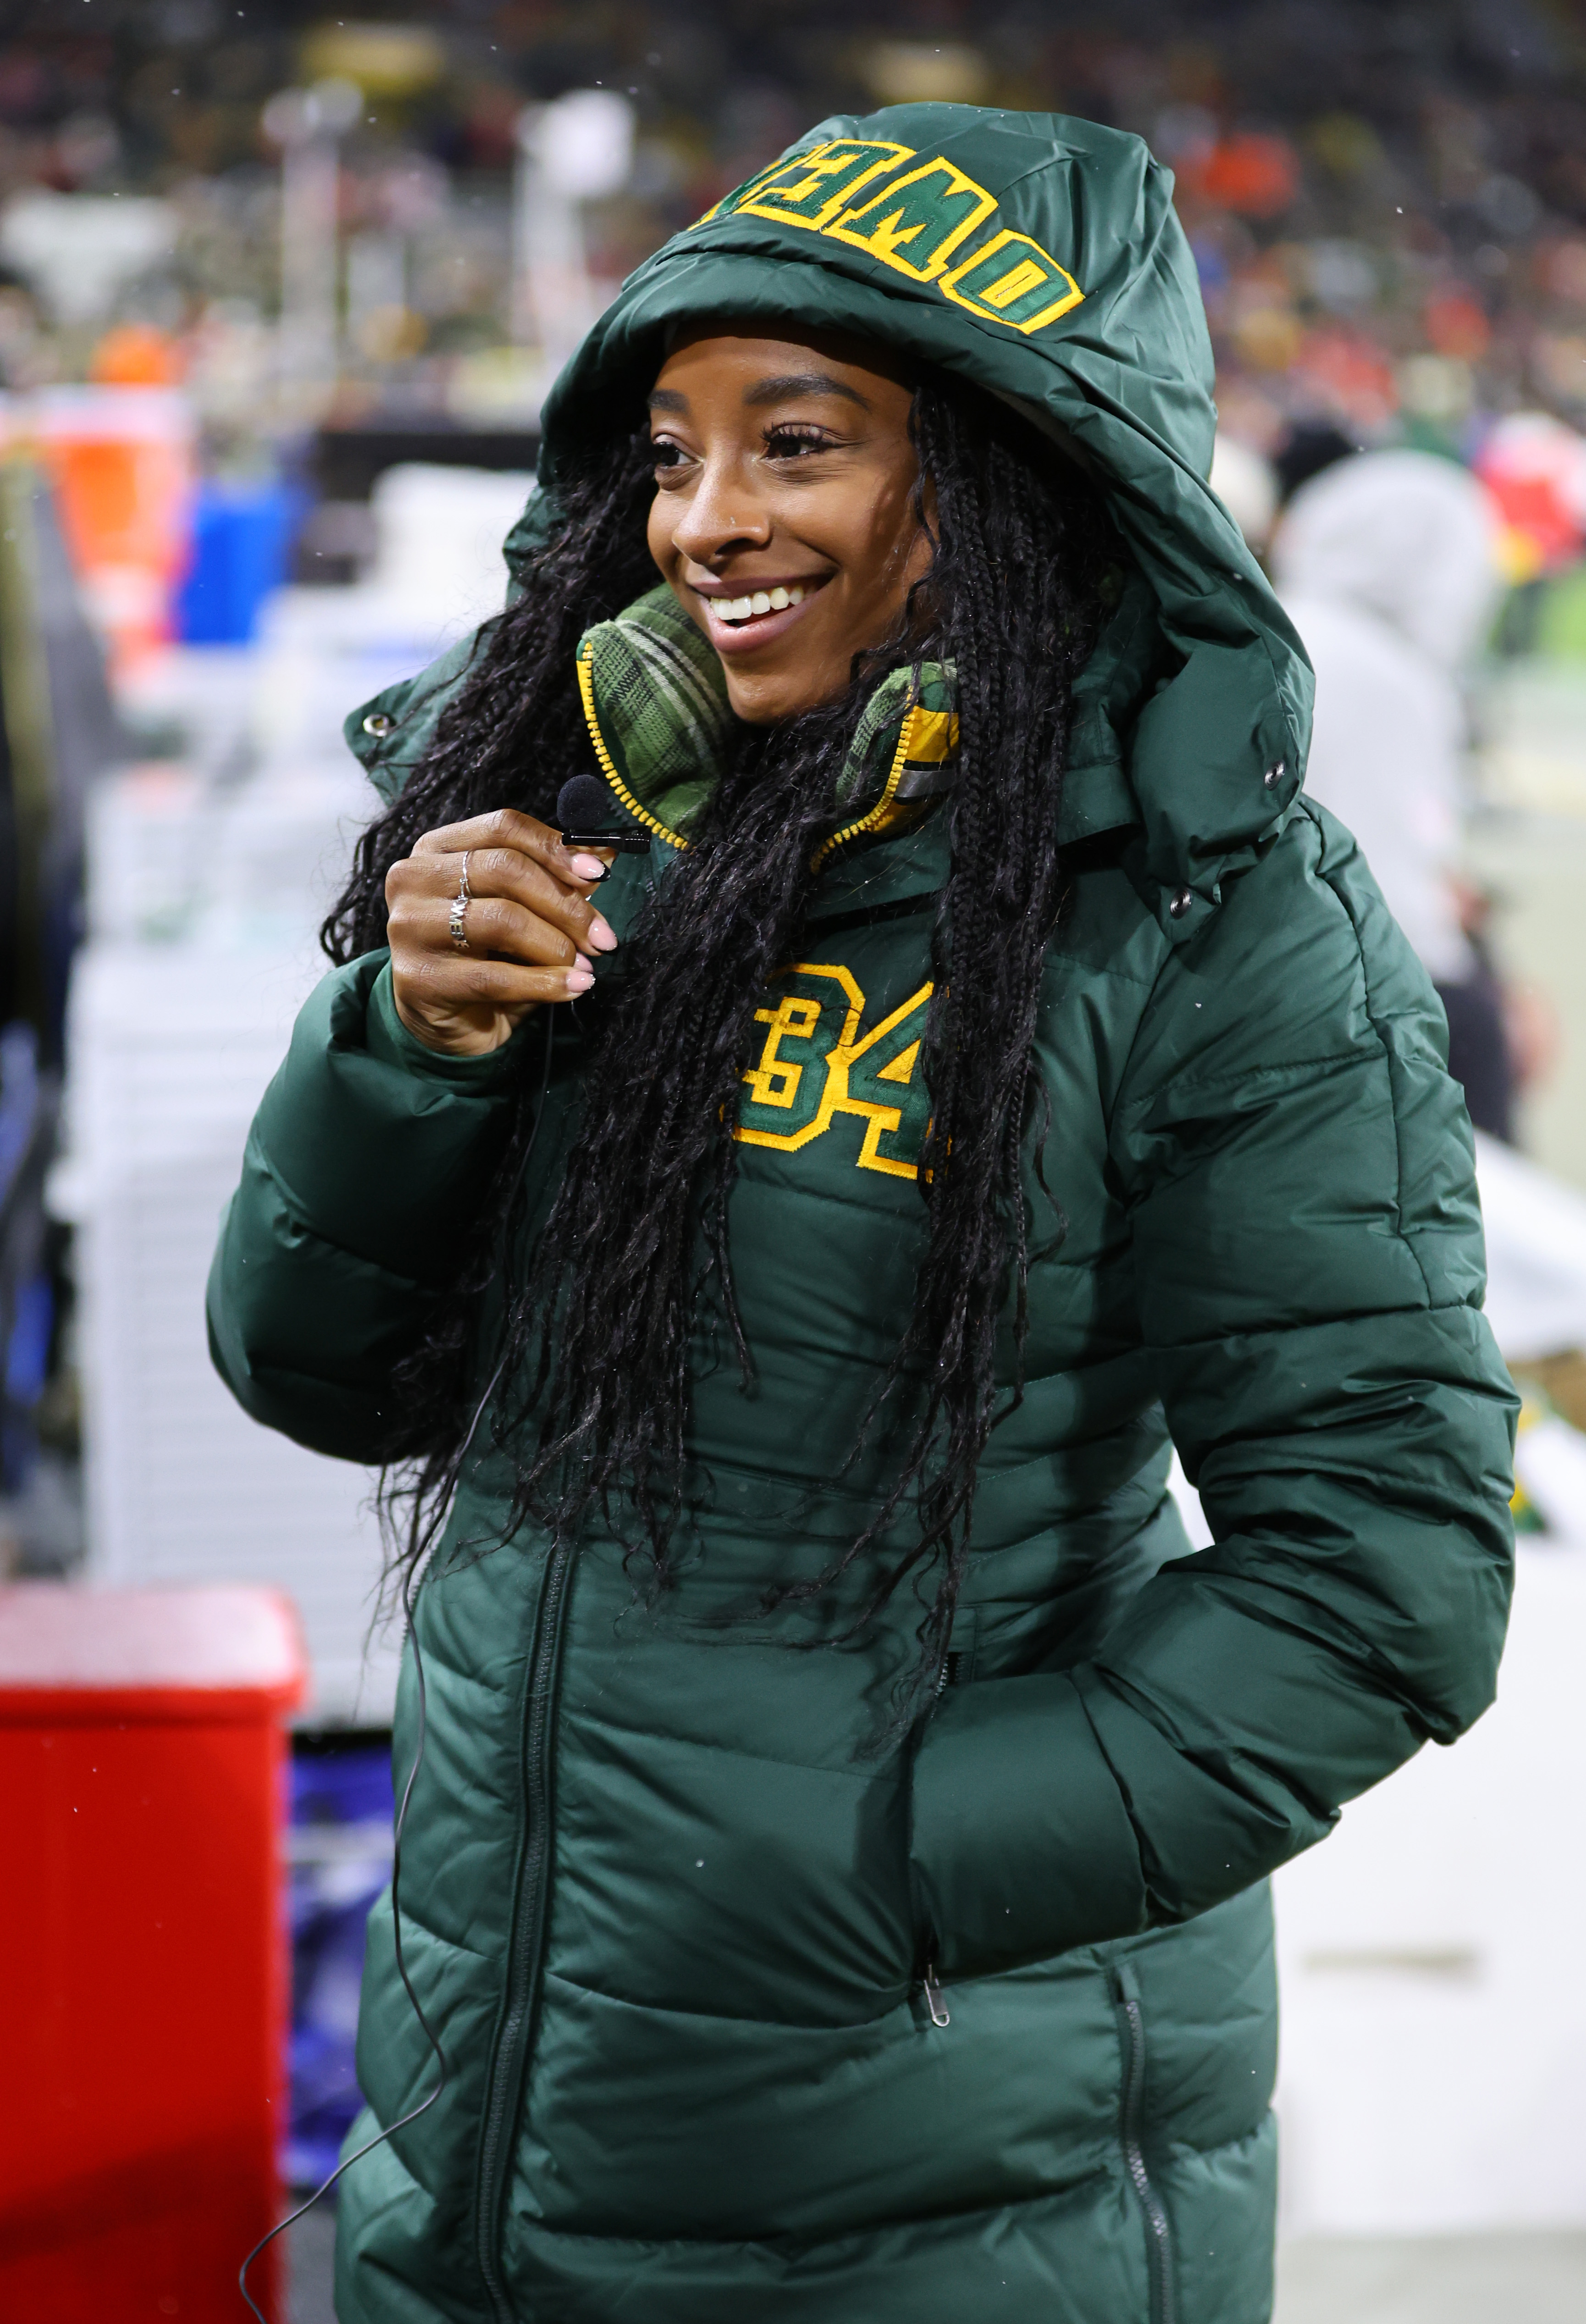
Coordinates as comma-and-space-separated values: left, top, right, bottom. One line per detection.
665, 448, 772, 569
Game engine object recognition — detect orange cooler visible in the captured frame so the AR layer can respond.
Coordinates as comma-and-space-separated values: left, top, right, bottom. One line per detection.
0, 1584, 305, 2321
30, 385, 196, 673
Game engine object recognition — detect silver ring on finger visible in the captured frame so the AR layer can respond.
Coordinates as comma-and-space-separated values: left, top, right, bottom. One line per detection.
448, 851, 472, 953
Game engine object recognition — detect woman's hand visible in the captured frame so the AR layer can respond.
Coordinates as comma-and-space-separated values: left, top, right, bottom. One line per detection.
385, 809, 617, 1057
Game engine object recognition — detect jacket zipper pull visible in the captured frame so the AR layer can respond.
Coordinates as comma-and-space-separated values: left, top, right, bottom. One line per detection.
923, 1963, 950, 2029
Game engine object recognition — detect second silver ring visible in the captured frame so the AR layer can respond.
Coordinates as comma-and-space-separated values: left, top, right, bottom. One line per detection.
448, 850, 472, 952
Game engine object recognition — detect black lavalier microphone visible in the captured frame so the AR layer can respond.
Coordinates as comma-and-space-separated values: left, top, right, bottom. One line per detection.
555, 773, 651, 854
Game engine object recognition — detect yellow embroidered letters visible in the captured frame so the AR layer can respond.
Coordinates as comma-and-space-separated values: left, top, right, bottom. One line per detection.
827, 157, 998, 282
939, 228, 1083, 330
736, 965, 933, 1180
739, 139, 912, 231
741, 993, 823, 1110
692, 140, 1085, 336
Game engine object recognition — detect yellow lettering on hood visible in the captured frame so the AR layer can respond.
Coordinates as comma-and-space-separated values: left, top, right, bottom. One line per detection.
692, 141, 1084, 336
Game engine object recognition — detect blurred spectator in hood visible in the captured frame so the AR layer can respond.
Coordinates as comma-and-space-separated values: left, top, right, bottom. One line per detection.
1210, 433, 1278, 554
1272, 419, 1358, 506
1274, 448, 1520, 1137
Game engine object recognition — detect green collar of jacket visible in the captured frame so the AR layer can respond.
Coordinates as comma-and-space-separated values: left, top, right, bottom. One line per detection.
504, 101, 1313, 943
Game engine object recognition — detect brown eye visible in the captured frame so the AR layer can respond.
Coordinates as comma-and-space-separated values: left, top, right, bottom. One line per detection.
764, 427, 829, 460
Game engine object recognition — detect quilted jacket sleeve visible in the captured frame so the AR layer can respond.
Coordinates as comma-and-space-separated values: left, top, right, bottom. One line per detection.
910, 802, 1517, 1976
207, 951, 525, 1461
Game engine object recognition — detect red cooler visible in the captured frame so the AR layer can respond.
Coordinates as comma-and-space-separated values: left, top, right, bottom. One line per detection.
0, 1583, 305, 2320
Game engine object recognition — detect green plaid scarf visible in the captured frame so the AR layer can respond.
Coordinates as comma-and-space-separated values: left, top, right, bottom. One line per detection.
579, 585, 955, 834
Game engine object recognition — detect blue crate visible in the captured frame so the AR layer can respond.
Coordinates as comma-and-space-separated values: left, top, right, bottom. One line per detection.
175, 481, 304, 645
287, 1737, 394, 2191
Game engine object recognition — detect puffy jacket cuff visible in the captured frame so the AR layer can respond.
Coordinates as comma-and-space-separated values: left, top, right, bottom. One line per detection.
249, 953, 522, 1286
910, 1671, 1148, 1977
366, 958, 532, 1085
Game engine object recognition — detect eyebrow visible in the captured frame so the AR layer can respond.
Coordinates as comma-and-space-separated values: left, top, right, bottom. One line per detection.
645, 370, 871, 418
743, 371, 870, 410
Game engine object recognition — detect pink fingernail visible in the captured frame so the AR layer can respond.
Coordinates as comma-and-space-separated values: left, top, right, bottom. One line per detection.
585, 917, 618, 952
568, 853, 606, 880
565, 966, 596, 993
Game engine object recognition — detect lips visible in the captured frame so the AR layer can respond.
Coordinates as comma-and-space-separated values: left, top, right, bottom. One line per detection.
692, 576, 828, 654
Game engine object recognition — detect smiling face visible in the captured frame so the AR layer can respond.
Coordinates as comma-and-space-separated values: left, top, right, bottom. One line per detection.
645, 328, 934, 724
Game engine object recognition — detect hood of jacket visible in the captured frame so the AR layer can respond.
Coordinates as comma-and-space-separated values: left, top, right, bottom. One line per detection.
508, 103, 1313, 941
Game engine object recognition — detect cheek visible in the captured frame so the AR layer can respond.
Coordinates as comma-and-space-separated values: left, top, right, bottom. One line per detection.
784, 496, 888, 611
849, 471, 926, 606
645, 490, 672, 571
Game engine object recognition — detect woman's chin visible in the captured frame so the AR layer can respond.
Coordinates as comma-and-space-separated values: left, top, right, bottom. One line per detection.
721, 661, 845, 725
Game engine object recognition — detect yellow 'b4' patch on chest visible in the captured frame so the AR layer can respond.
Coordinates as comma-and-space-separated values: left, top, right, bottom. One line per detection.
735, 964, 933, 1180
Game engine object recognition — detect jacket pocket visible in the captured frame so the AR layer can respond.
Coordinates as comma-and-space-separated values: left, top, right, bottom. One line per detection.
1111, 1960, 1177, 2324
907, 1668, 1147, 1980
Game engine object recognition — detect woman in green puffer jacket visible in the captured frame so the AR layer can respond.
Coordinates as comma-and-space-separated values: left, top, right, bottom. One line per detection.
211, 106, 1515, 2324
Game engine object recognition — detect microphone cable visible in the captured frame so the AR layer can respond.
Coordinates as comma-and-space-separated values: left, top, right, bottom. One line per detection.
239, 999, 558, 2318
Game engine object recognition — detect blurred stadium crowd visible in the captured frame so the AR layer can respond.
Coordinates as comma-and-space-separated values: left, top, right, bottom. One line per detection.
1, 0, 1586, 495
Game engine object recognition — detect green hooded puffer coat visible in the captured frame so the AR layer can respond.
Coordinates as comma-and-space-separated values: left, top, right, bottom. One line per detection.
209, 105, 1516, 2324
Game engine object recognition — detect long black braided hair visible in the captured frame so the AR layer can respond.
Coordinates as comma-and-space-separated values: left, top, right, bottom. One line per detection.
324, 367, 1117, 1702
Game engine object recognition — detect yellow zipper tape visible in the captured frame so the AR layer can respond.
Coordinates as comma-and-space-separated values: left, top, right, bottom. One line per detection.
575, 639, 689, 851
812, 703, 923, 871
575, 649, 939, 871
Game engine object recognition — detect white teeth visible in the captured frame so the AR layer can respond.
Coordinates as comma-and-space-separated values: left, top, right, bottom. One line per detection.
711, 583, 807, 623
